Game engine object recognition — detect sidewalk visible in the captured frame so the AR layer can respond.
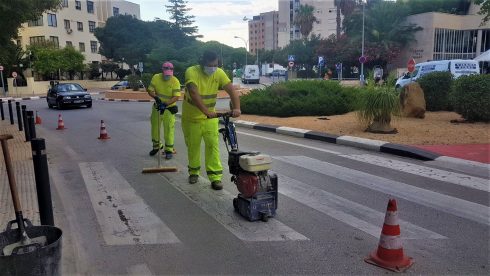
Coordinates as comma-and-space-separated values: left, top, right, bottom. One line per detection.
0, 120, 40, 229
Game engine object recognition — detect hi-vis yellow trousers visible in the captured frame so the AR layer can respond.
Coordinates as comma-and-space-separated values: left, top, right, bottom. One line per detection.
150, 107, 175, 153
181, 118, 222, 182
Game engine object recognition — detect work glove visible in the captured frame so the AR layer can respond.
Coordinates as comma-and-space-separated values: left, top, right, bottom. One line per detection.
154, 96, 162, 105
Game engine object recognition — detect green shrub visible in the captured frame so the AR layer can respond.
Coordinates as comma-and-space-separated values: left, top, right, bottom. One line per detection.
141, 73, 153, 89
450, 74, 490, 122
240, 80, 361, 117
127, 74, 141, 91
356, 86, 400, 128
417, 71, 453, 111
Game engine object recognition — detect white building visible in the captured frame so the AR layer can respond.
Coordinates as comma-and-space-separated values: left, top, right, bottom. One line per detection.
17, 0, 140, 64
278, 0, 339, 48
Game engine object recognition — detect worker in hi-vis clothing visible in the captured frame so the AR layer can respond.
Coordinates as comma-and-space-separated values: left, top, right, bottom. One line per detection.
182, 50, 241, 190
147, 61, 181, 159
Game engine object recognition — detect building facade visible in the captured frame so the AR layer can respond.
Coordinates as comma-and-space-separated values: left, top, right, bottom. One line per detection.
248, 11, 279, 54
17, 0, 140, 64
277, 0, 338, 48
393, 4, 490, 68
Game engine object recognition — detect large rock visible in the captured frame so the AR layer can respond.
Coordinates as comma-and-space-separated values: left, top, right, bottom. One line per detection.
400, 83, 426, 118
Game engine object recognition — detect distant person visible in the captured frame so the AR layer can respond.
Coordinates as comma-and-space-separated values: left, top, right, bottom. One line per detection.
146, 61, 181, 159
181, 50, 241, 190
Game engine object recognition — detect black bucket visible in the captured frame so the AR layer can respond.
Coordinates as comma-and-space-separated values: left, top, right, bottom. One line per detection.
0, 219, 62, 276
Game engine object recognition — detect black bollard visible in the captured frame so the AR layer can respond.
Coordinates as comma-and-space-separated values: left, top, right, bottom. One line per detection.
22, 105, 31, 142
0, 99, 4, 120
15, 101, 23, 131
8, 100, 14, 125
27, 110, 36, 139
31, 138, 55, 226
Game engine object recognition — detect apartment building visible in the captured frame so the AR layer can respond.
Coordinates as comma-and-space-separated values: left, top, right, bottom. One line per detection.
248, 11, 279, 54
277, 0, 338, 48
17, 0, 140, 64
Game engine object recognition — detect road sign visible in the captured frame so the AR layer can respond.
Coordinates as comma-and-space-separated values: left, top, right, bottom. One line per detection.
288, 55, 295, 62
407, 58, 416, 73
318, 56, 324, 66
359, 56, 367, 64
0, 66, 3, 71
288, 61, 294, 68
335, 63, 342, 71
12, 72, 17, 78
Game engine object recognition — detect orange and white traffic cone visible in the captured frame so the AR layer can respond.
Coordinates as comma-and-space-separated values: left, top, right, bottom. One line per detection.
364, 198, 414, 272
56, 114, 65, 130
97, 120, 110, 140
35, 111, 42, 125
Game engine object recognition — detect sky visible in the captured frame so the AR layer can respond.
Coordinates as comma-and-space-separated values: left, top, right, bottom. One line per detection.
128, 0, 278, 48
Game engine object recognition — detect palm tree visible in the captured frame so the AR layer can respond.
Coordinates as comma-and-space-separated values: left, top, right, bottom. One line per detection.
293, 4, 319, 39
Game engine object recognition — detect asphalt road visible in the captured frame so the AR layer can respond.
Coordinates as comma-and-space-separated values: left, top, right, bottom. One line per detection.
24, 98, 489, 275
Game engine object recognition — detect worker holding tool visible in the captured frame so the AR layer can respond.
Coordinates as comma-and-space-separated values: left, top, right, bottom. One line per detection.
182, 50, 241, 190
147, 61, 181, 159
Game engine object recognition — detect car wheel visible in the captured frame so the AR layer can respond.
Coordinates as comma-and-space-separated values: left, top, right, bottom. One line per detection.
57, 101, 63, 110
87, 103, 92, 108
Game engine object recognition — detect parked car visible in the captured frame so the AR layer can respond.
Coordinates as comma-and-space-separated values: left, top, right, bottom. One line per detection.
111, 80, 144, 90
241, 65, 260, 84
46, 83, 92, 109
271, 69, 286, 77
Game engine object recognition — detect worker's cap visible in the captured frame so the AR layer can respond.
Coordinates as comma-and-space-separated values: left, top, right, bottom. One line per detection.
162, 61, 174, 76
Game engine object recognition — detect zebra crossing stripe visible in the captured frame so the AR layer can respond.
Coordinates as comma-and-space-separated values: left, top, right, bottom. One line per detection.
79, 162, 180, 245
160, 173, 308, 242
277, 174, 446, 240
274, 156, 490, 226
340, 154, 489, 192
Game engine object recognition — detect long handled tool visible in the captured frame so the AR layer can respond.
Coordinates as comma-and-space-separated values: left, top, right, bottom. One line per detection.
142, 101, 177, 174
0, 134, 47, 256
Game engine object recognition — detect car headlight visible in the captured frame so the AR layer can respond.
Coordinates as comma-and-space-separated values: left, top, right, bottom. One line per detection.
84, 95, 91, 98
64, 96, 71, 99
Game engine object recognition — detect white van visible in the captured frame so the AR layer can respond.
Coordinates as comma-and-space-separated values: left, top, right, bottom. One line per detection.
395, 59, 480, 88
242, 65, 260, 84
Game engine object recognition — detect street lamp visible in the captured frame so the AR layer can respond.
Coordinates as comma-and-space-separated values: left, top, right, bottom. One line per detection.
234, 36, 248, 66
360, 0, 366, 86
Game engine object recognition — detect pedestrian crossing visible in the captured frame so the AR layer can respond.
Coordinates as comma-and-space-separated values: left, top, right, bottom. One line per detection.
78, 153, 488, 246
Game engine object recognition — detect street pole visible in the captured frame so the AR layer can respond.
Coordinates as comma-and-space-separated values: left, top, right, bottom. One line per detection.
234, 36, 248, 66
360, 1, 365, 86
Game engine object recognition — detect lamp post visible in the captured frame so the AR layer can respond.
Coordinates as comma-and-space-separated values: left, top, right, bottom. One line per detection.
234, 36, 248, 66
360, 0, 366, 86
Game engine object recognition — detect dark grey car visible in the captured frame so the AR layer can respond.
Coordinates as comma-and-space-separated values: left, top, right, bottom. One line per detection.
46, 83, 92, 109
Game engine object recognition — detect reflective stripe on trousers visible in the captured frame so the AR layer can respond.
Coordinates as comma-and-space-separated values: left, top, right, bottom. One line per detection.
181, 118, 222, 182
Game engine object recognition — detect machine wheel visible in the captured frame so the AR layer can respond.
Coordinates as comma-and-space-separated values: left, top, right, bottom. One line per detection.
233, 198, 238, 212
260, 213, 269, 222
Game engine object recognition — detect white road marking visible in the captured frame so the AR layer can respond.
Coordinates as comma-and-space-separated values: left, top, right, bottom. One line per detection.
79, 162, 180, 245
340, 154, 489, 192
278, 174, 446, 239
127, 263, 153, 275
161, 173, 308, 242
275, 156, 490, 226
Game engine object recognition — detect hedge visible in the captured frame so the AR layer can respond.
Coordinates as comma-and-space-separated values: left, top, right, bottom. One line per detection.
450, 74, 490, 122
417, 71, 453, 111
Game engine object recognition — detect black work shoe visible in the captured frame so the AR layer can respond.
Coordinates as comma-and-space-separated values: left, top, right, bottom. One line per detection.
165, 151, 173, 160
149, 146, 163, 156
188, 175, 199, 184
211, 180, 223, 190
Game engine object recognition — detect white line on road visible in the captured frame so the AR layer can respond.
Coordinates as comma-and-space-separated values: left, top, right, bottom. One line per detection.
127, 263, 153, 275
161, 173, 308, 242
275, 156, 490, 226
79, 162, 180, 245
340, 154, 489, 192
277, 174, 446, 239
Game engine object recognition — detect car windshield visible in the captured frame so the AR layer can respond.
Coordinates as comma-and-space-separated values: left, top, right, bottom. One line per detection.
58, 83, 84, 92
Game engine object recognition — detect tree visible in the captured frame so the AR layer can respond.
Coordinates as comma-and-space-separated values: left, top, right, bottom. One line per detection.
474, 0, 490, 23
59, 47, 85, 80
399, 0, 472, 15
165, 0, 199, 37
293, 4, 319, 39
30, 44, 85, 80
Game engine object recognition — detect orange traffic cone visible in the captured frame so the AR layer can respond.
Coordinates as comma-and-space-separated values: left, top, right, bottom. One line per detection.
56, 114, 66, 130
97, 120, 110, 140
364, 199, 413, 272
35, 111, 42, 125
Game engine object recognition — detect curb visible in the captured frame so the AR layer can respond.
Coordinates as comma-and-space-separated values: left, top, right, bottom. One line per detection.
0, 96, 46, 101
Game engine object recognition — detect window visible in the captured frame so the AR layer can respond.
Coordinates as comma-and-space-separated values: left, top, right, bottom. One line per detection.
88, 21, 96, 32
62, 0, 68, 7
79, 42, 85, 52
113, 7, 119, 16
75, 0, 81, 10
64, 20, 70, 29
87, 1, 94, 13
90, 41, 98, 53
29, 36, 45, 45
50, 36, 59, 48
47, 13, 57, 27
16, 37, 22, 46
66, 41, 73, 47
28, 16, 43, 27
77, 22, 83, 31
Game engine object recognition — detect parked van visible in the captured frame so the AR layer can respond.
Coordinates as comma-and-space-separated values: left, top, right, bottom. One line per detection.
242, 65, 260, 84
395, 59, 480, 88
